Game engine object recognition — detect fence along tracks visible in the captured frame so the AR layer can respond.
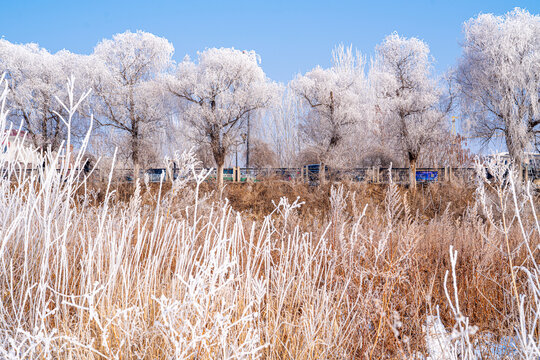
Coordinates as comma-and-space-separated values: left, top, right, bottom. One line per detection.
6, 165, 540, 184
88, 166, 540, 184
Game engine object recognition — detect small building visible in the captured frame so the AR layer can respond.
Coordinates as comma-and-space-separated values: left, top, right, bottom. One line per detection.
1, 129, 40, 167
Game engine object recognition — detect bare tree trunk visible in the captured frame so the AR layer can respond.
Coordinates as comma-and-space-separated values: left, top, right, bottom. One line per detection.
130, 91, 141, 180
41, 111, 48, 149
132, 133, 140, 180
217, 162, 224, 191
516, 162, 524, 184
505, 132, 525, 183
213, 142, 226, 191
319, 162, 326, 185
409, 157, 417, 190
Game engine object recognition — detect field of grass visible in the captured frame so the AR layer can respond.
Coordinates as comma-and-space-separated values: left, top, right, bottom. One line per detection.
1, 82, 540, 359
1, 149, 540, 359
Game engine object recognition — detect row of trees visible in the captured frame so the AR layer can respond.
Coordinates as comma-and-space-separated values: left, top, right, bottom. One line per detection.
0, 8, 538, 187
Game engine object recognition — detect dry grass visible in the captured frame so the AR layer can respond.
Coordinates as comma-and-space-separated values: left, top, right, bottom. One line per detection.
26, 175, 528, 359
0, 98, 538, 358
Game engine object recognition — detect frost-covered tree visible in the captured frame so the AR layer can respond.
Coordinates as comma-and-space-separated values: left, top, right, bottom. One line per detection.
248, 138, 278, 168
167, 48, 279, 189
291, 45, 367, 182
0, 40, 92, 150
371, 33, 446, 187
457, 8, 540, 170
91, 30, 174, 175
266, 87, 304, 167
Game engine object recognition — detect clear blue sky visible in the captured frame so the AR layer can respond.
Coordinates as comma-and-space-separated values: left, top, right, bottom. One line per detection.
2, 0, 538, 83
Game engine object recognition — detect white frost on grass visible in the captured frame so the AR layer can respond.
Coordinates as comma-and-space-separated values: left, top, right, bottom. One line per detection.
424, 314, 452, 360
